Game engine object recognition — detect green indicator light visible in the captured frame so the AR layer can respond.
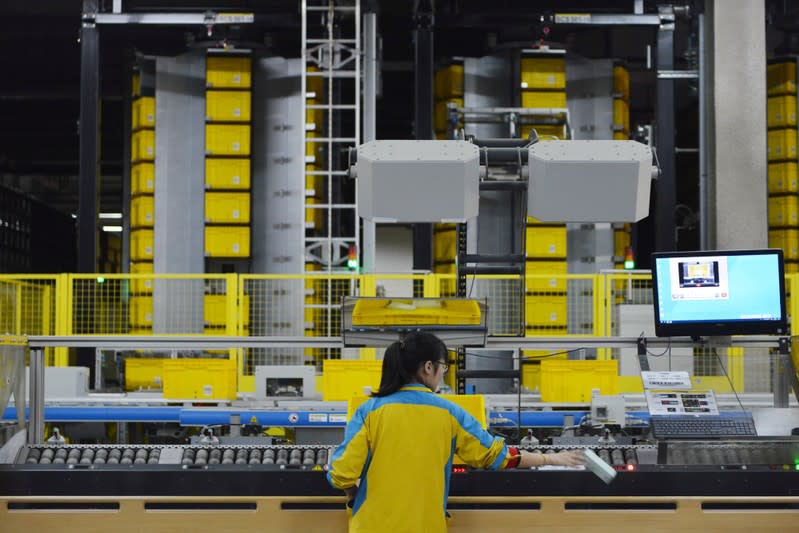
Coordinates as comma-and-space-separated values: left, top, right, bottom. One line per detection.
624, 259, 635, 270
96, 276, 106, 283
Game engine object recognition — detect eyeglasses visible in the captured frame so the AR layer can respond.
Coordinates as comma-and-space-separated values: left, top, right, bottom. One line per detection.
435, 360, 449, 373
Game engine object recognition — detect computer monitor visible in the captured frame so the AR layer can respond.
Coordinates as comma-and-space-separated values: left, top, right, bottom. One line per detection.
651, 249, 787, 337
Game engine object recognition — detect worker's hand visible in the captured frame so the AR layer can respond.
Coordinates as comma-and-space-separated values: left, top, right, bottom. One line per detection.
547, 450, 586, 467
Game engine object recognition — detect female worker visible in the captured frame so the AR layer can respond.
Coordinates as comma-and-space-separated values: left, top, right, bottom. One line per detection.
328, 331, 585, 532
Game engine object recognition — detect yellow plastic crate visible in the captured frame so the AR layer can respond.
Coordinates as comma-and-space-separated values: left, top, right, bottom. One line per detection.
131, 162, 155, 195
769, 229, 799, 259
129, 295, 153, 327
521, 90, 567, 109
767, 62, 797, 96
434, 98, 463, 132
130, 261, 153, 295
204, 294, 250, 327
541, 360, 618, 402
525, 294, 567, 327
204, 225, 250, 257
323, 359, 383, 401
351, 299, 481, 326
787, 261, 799, 274
768, 162, 798, 194
613, 98, 630, 131
768, 95, 797, 128
433, 228, 456, 262
205, 158, 251, 190
206, 90, 251, 122
434, 64, 465, 99
206, 124, 251, 156
206, 55, 251, 89
131, 129, 155, 162
130, 229, 154, 261
163, 358, 237, 400
205, 192, 250, 224
124, 358, 163, 390
520, 57, 566, 90
132, 72, 141, 98
613, 65, 630, 101
768, 195, 799, 227
521, 124, 567, 140
767, 128, 798, 161
131, 195, 154, 228
526, 226, 567, 258
132, 96, 156, 129
525, 260, 567, 292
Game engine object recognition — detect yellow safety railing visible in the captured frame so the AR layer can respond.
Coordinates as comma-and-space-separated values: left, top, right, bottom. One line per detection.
0, 272, 793, 397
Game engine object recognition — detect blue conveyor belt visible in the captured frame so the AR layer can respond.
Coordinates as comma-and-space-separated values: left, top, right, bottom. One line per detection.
3, 405, 651, 427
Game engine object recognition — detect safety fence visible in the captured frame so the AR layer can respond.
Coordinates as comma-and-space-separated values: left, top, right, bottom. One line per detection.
0, 272, 795, 394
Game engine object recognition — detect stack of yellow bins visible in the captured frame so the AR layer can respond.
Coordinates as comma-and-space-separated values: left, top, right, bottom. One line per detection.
204, 53, 252, 260
612, 64, 632, 270
129, 68, 155, 335
434, 62, 464, 140
767, 59, 799, 276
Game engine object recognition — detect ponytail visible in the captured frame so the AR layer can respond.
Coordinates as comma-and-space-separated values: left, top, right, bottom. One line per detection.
372, 332, 448, 397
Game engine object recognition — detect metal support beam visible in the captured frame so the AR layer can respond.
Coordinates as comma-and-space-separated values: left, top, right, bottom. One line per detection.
362, 11, 378, 273
413, 2, 434, 271
27, 348, 45, 445
654, 15, 676, 252
78, 2, 100, 273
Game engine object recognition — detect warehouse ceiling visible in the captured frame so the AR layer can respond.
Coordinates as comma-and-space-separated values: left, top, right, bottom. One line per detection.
0, 0, 794, 218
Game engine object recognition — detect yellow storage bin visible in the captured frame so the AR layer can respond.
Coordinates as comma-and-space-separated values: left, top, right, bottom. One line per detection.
767, 62, 797, 96
613, 65, 630, 101
205, 158, 251, 190
434, 98, 463, 132
351, 299, 481, 326
769, 229, 799, 259
205, 192, 250, 224
129, 295, 153, 327
124, 358, 163, 390
206, 124, 251, 156
768, 162, 798, 194
433, 228, 457, 262
206, 90, 251, 122
206, 55, 251, 89
132, 96, 156, 129
540, 360, 618, 403
131, 129, 155, 162
434, 64, 465, 99
323, 359, 383, 401
131, 195, 154, 228
613, 98, 630, 131
204, 294, 250, 327
525, 261, 567, 292
521, 361, 542, 392
130, 261, 153, 295
767, 128, 798, 161
204, 225, 250, 257
768, 95, 798, 128
521, 124, 567, 140
163, 358, 237, 400
786, 261, 799, 274
521, 90, 567, 109
525, 294, 567, 327
131, 162, 155, 195
768, 195, 799, 227
526, 226, 567, 258
130, 229, 154, 261
520, 57, 566, 90
132, 72, 141, 98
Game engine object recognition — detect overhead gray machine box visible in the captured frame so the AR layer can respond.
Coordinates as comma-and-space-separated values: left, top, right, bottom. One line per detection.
356, 140, 480, 223
527, 140, 654, 223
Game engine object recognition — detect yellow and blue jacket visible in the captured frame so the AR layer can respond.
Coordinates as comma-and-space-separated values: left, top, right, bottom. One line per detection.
327, 384, 516, 533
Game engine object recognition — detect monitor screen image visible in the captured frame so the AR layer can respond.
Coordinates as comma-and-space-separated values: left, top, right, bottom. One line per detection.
651, 249, 787, 337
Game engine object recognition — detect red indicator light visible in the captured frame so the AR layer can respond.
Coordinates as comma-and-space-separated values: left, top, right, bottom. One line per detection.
626, 464, 635, 472
452, 466, 467, 474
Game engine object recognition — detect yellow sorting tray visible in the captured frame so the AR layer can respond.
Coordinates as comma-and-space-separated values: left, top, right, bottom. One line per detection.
351, 298, 481, 326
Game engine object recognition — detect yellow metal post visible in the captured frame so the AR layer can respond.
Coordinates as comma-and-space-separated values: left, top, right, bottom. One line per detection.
423, 274, 441, 298
595, 273, 610, 360
54, 274, 70, 367
14, 284, 22, 336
